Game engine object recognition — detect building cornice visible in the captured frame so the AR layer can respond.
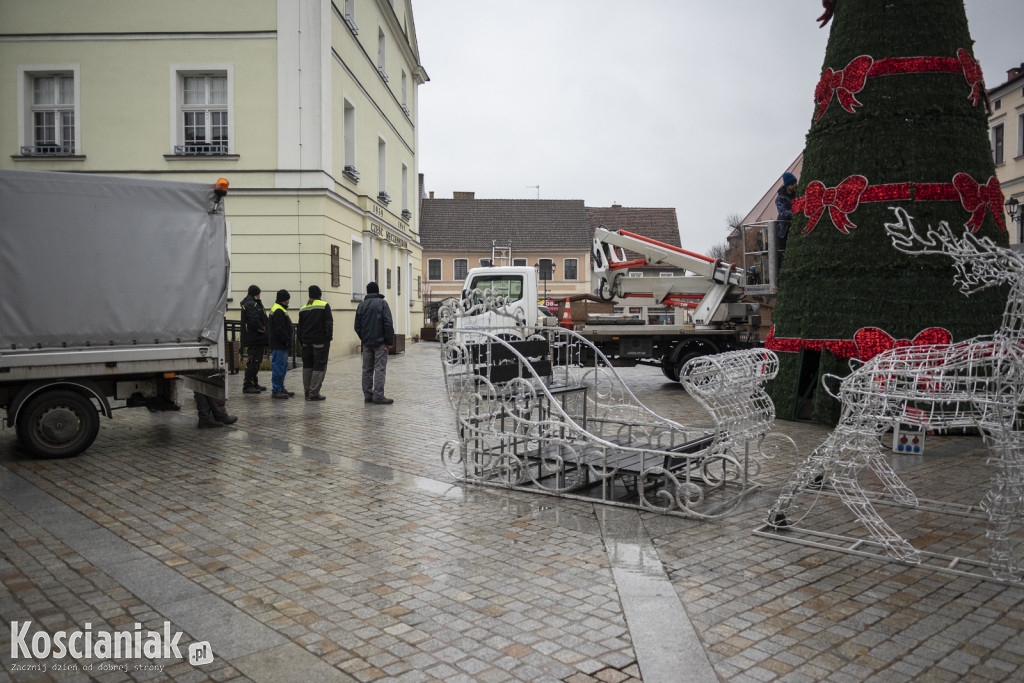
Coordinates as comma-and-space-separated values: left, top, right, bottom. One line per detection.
0, 31, 276, 42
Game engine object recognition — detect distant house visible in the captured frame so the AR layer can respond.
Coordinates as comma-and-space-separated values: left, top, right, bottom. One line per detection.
419, 192, 592, 308
989, 62, 1024, 243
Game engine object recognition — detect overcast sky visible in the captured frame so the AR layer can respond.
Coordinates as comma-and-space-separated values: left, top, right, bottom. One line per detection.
414, 0, 1024, 254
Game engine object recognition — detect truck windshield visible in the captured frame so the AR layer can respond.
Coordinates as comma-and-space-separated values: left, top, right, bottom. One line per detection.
469, 274, 523, 302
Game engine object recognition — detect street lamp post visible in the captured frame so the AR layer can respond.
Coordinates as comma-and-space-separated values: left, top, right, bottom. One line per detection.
1007, 196, 1022, 245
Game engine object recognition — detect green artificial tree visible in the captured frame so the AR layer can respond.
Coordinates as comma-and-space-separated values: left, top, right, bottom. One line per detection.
767, 0, 1010, 424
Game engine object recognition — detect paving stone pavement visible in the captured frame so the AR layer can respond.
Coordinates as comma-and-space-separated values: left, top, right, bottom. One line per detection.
1, 341, 1022, 682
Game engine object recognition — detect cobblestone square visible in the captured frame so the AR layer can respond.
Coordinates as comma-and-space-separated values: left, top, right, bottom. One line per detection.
2, 341, 1022, 682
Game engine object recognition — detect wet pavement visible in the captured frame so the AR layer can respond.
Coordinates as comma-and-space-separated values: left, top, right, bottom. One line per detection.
1, 340, 1022, 682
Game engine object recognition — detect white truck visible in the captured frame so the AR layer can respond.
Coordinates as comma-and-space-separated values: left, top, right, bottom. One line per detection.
0, 170, 230, 457
456, 227, 761, 382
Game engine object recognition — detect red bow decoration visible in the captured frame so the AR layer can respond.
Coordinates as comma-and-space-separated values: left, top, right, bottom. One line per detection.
801, 175, 869, 234
952, 173, 1007, 233
854, 327, 952, 362
956, 48, 988, 110
814, 55, 873, 121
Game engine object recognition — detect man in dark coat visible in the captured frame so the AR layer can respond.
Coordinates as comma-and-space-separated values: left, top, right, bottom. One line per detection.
775, 171, 798, 272
239, 284, 269, 394
354, 281, 395, 404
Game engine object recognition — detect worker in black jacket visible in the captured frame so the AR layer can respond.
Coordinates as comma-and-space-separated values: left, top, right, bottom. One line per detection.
297, 285, 333, 401
268, 289, 295, 399
239, 285, 269, 394
354, 281, 395, 405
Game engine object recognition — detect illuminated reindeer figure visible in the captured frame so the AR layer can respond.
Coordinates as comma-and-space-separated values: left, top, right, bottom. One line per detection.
768, 207, 1024, 581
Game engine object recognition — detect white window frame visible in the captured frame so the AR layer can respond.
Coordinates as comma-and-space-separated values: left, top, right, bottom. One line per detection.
170, 64, 234, 155
343, 98, 357, 174
377, 27, 388, 80
992, 122, 1005, 165
1017, 111, 1024, 159
351, 237, 364, 300
401, 162, 409, 215
563, 258, 578, 281
659, 272, 675, 277
454, 259, 468, 281
377, 136, 389, 203
628, 271, 644, 278
18, 64, 81, 156
427, 258, 442, 281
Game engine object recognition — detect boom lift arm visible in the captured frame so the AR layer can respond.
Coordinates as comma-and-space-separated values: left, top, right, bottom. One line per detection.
591, 226, 748, 326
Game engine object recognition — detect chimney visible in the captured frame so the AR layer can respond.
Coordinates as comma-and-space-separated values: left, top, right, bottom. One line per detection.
1008, 64, 1024, 81
453, 191, 475, 200
429, 191, 434, 199
611, 202, 622, 209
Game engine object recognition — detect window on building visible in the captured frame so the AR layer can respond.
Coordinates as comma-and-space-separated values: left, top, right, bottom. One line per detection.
1018, 113, 1024, 159
374, 258, 379, 284
377, 27, 387, 80
454, 259, 468, 281
538, 258, 554, 281
563, 258, 578, 280
401, 163, 409, 216
343, 0, 357, 32
993, 123, 1005, 165
387, 268, 392, 290
176, 72, 229, 154
659, 272, 675, 277
479, 258, 492, 267
628, 271, 644, 278
417, 275, 422, 299
397, 265, 401, 296
352, 239, 364, 297
378, 137, 388, 202
401, 70, 409, 114
994, 98, 1002, 110
343, 99, 357, 178
427, 259, 442, 281
331, 244, 341, 288
24, 72, 76, 155
513, 258, 527, 267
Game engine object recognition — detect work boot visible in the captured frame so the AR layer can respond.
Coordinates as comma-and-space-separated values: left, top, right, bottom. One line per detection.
372, 397, 394, 405
257, 385, 268, 392
307, 394, 326, 401
271, 391, 290, 399
242, 385, 261, 395
197, 416, 224, 429
216, 415, 238, 425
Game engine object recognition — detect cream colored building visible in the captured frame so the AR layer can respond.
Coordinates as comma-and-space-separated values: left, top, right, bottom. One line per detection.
989, 61, 1024, 243
0, 0, 427, 352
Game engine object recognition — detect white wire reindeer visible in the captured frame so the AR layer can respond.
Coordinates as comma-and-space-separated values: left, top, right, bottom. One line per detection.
768, 207, 1024, 581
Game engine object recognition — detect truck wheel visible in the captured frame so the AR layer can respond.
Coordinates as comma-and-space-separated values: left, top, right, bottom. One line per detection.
17, 390, 100, 458
661, 353, 680, 382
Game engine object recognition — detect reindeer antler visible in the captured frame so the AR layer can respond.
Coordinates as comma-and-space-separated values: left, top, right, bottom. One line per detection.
884, 206, 1023, 295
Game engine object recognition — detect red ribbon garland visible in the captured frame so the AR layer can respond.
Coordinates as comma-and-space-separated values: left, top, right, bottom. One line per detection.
765, 325, 954, 361
813, 49, 988, 121
791, 173, 1007, 235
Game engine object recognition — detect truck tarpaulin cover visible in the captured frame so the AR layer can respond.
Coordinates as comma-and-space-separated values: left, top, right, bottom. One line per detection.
0, 170, 228, 349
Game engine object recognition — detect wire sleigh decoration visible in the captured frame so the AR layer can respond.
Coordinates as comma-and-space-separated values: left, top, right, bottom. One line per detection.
766, 207, 1024, 582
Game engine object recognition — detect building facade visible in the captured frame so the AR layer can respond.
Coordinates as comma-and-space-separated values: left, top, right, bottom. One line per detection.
419, 194, 592, 311
1, 0, 427, 353
989, 62, 1024, 243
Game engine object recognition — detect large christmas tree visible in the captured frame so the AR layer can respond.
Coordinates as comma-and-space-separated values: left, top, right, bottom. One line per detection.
766, 0, 1010, 423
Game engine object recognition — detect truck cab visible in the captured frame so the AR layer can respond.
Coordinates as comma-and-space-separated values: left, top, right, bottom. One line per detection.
456, 266, 541, 335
